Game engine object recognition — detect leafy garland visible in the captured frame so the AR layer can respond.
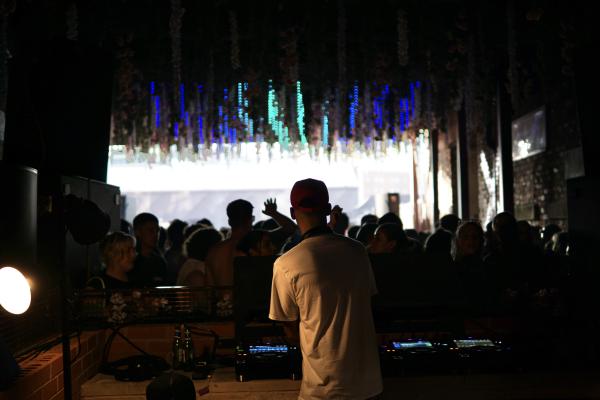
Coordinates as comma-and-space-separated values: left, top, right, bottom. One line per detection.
397, 9, 409, 67
506, 0, 520, 113
0, 0, 15, 113
229, 11, 240, 71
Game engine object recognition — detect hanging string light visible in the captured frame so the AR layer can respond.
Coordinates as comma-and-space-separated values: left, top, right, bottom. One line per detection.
154, 95, 161, 128
348, 82, 359, 135
323, 100, 329, 147
297, 81, 307, 145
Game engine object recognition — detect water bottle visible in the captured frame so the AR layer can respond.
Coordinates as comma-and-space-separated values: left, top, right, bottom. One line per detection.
183, 327, 195, 371
172, 327, 182, 370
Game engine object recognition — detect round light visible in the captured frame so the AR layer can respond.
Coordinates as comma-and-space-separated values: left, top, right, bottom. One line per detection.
0, 267, 32, 315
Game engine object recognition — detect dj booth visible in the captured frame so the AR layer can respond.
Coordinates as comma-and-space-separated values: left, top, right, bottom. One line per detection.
231, 253, 515, 381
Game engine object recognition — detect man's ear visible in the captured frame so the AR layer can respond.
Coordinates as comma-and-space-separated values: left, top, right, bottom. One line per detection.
290, 207, 296, 220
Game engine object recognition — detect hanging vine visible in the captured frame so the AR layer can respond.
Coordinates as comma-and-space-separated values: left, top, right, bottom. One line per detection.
229, 10, 240, 71
169, 0, 185, 136
397, 9, 409, 67
506, 0, 520, 113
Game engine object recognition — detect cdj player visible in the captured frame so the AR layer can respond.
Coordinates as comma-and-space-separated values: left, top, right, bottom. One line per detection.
380, 337, 513, 374
235, 340, 302, 382
449, 338, 513, 371
380, 339, 450, 374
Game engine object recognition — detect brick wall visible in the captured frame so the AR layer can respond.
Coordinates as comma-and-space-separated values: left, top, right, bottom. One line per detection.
0, 331, 105, 400
0, 322, 233, 400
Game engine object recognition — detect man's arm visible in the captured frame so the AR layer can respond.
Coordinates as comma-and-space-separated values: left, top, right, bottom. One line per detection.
262, 198, 297, 236
328, 205, 343, 230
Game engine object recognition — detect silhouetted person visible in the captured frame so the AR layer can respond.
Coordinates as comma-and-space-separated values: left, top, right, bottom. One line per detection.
89, 232, 136, 289
183, 223, 204, 240
440, 214, 460, 234
377, 212, 402, 226
484, 212, 528, 314
361, 214, 378, 226
237, 230, 277, 256
333, 212, 350, 236
205, 200, 253, 286
120, 218, 133, 235
452, 221, 489, 315
356, 223, 377, 247
158, 226, 167, 254
164, 219, 189, 285
206, 198, 295, 286
347, 225, 360, 240
197, 218, 213, 227
368, 223, 421, 254
177, 228, 222, 286
425, 228, 453, 256
128, 213, 167, 286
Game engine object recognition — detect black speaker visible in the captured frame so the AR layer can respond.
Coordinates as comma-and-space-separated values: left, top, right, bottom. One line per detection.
4, 39, 113, 182
0, 162, 37, 272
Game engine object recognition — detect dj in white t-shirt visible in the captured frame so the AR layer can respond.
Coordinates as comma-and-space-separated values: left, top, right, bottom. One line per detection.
269, 178, 383, 400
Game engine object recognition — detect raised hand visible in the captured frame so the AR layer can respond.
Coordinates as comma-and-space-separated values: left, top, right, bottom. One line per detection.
262, 198, 278, 217
329, 205, 343, 228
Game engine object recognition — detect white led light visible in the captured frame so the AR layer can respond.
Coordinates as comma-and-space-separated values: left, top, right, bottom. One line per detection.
0, 267, 32, 315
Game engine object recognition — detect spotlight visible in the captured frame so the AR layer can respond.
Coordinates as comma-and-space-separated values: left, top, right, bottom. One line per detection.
0, 266, 32, 315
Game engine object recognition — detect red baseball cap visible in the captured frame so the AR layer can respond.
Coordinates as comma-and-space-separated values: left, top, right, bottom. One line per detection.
290, 178, 330, 212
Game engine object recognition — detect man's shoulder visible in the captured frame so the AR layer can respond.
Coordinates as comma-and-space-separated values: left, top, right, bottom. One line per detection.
312, 233, 366, 251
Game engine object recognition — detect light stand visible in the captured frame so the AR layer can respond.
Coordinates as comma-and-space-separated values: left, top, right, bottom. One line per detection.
58, 193, 110, 400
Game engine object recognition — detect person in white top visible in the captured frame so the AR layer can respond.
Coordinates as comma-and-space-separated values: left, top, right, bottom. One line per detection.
269, 178, 383, 400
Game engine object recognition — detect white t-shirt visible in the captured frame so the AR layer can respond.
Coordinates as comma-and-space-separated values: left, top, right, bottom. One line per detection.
270, 233, 383, 400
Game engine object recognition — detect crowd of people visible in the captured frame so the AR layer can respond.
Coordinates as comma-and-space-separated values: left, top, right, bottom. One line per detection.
94, 198, 573, 314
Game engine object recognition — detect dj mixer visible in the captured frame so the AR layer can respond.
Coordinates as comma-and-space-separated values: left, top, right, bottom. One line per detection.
235, 340, 302, 382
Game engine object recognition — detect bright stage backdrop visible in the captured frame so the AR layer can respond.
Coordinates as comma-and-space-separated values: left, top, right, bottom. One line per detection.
107, 137, 432, 230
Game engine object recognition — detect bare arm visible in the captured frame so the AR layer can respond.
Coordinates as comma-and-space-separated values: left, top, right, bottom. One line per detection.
263, 198, 297, 236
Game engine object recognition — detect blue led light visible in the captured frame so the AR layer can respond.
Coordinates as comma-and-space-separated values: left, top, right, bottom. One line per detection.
198, 115, 204, 144
185, 112, 190, 127
154, 96, 160, 128
410, 82, 416, 120
150, 81, 155, 95
348, 82, 359, 134
174, 121, 179, 139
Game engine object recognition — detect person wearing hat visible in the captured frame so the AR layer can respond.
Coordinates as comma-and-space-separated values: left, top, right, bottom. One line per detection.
146, 372, 195, 400
269, 178, 383, 400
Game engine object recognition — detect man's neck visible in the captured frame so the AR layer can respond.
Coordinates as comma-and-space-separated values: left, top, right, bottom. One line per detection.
298, 220, 328, 236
